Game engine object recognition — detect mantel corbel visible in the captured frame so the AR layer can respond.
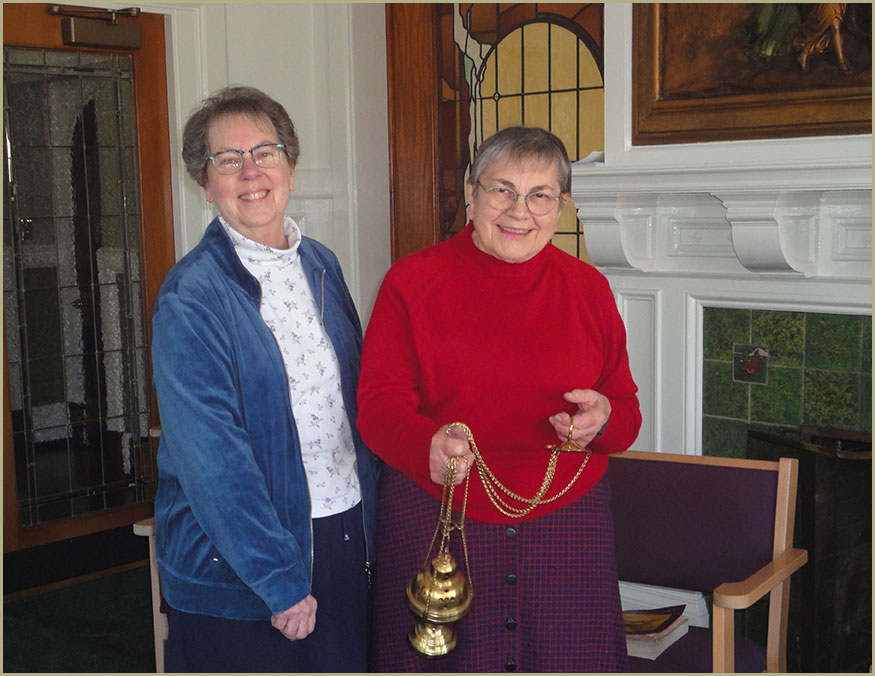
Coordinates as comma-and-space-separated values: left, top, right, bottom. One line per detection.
575, 192, 640, 270
713, 191, 807, 276
712, 189, 873, 278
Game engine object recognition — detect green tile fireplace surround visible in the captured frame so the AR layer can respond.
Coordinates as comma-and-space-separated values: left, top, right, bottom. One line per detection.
702, 308, 872, 458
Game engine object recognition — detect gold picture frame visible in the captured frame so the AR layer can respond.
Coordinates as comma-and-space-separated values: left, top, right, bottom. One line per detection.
632, 4, 872, 146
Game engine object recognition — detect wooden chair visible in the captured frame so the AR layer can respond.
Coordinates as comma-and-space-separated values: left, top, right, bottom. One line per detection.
133, 517, 167, 673
606, 450, 808, 673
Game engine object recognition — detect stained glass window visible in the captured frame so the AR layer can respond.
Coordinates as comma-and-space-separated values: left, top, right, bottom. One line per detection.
438, 3, 604, 261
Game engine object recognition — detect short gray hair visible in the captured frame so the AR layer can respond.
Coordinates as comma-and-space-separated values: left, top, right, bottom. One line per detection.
468, 126, 571, 194
182, 85, 300, 187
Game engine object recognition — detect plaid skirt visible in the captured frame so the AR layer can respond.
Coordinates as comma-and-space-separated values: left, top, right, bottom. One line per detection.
369, 466, 628, 673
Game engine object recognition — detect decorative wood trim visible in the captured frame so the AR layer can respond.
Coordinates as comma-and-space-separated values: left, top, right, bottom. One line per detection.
6, 503, 156, 552
616, 449, 780, 471
385, 3, 441, 262
133, 8, 175, 429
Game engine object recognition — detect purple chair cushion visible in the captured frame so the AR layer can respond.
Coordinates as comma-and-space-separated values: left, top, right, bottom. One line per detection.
626, 625, 767, 673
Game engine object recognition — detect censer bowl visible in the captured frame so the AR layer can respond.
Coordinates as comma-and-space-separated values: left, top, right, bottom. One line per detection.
406, 551, 472, 656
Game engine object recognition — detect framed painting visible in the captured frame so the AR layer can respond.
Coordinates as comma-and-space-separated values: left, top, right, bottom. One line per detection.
632, 3, 872, 145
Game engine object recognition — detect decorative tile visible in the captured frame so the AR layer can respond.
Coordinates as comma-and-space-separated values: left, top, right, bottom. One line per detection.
704, 308, 751, 361
702, 415, 749, 458
703, 360, 749, 419
750, 367, 803, 426
805, 314, 862, 371
704, 309, 869, 452
752, 310, 804, 367
733, 344, 768, 384
803, 370, 860, 429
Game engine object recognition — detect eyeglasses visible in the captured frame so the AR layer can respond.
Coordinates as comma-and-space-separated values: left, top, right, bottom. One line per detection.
475, 180, 563, 216
208, 143, 286, 175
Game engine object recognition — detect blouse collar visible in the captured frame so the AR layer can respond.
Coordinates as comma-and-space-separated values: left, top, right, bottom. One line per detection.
220, 216, 302, 266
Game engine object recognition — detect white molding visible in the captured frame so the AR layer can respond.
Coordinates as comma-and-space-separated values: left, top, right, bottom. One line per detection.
330, 3, 358, 307
603, 270, 872, 455
575, 186, 872, 281
158, 3, 212, 259
617, 289, 661, 453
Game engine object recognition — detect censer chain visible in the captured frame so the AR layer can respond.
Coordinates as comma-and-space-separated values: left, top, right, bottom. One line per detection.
420, 454, 475, 614
447, 422, 592, 519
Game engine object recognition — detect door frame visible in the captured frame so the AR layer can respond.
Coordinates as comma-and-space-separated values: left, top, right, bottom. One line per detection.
385, 4, 442, 262
3, 3, 175, 551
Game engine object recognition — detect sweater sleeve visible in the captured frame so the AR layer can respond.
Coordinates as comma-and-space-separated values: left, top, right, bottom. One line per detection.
152, 287, 310, 614
357, 268, 438, 483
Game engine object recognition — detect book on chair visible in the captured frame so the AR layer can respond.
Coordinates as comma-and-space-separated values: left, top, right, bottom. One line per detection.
623, 604, 688, 660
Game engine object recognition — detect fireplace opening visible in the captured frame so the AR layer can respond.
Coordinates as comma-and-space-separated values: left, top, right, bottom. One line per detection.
747, 425, 871, 673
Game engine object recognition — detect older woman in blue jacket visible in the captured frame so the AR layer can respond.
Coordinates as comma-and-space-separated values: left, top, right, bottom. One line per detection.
151, 85, 379, 673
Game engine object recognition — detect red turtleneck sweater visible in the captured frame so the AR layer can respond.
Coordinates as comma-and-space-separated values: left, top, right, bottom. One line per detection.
357, 225, 641, 523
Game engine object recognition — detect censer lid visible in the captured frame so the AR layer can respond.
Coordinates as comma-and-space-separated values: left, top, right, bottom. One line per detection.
406, 552, 472, 623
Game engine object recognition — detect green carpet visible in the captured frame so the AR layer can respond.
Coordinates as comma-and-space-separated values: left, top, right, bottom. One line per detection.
3, 565, 156, 673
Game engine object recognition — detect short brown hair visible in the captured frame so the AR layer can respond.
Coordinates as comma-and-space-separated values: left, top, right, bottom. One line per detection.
182, 85, 300, 187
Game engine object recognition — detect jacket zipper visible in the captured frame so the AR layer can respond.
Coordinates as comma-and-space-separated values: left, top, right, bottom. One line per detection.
318, 267, 372, 588
251, 269, 316, 587
308, 269, 327, 583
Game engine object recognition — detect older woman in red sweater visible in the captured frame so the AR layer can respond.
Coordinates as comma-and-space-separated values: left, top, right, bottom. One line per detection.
358, 126, 641, 672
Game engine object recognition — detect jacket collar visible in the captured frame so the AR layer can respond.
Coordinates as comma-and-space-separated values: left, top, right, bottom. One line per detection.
202, 218, 262, 303
202, 217, 327, 309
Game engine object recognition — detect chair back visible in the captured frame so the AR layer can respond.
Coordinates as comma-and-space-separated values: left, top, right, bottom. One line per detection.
607, 451, 791, 592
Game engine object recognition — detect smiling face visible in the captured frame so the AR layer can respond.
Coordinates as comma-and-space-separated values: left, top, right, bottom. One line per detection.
203, 113, 295, 248
465, 156, 567, 264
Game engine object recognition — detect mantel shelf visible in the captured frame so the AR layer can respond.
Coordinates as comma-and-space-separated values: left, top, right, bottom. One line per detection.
571, 158, 872, 196
571, 163, 872, 280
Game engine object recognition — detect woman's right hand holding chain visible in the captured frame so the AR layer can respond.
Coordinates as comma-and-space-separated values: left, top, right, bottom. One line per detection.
429, 424, 475, 485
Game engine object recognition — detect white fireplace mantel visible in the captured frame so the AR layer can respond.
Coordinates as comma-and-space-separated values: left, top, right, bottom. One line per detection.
573, 163, 872, 279
573, 165, 871, 459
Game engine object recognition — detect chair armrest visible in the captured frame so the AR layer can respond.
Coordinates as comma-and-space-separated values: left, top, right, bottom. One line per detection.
713, 547, 807, 609
133, 517, 155, 537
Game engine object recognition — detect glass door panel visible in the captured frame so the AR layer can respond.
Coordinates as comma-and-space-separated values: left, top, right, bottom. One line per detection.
4, 47, 155, 528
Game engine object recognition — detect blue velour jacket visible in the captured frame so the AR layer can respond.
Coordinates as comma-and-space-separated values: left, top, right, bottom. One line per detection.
151, 218, 379, 620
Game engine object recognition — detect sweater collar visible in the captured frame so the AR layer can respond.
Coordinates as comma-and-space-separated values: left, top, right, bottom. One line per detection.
453, 222, 552, 278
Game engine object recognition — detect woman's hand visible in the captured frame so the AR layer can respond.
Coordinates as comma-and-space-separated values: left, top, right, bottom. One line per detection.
271, 594, 318, 640
549, 389, 611, 448
429, 424, 475, 485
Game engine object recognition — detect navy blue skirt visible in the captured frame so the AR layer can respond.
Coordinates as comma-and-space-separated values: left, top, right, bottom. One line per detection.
369, 467, 627, 672
165, 501, 369, 673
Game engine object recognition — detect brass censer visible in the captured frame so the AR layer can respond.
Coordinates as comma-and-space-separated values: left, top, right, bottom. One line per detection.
406, 421, 593, 656
406, 455, 473, 657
